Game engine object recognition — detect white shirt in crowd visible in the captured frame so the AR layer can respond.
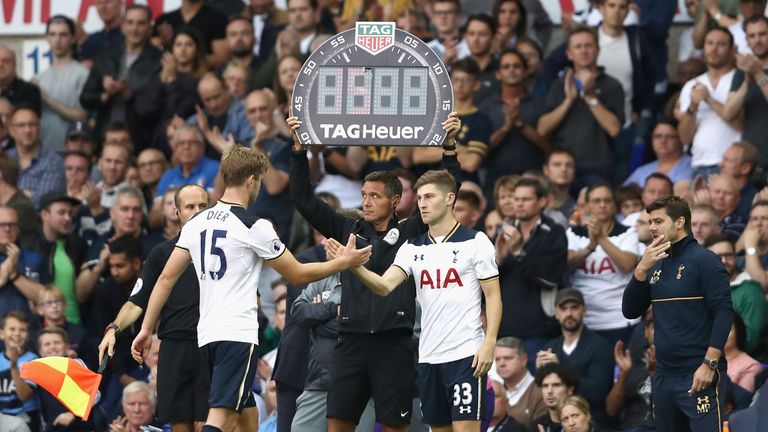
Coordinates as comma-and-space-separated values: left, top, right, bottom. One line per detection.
678, 70, 742, 168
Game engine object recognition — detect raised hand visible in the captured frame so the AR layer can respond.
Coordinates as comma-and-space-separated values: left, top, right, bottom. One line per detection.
442, 111, 462, 141
636, 235, 671, 279
286, 116, 304, 151
338, 234, 372, 268
614, 340, 632, 372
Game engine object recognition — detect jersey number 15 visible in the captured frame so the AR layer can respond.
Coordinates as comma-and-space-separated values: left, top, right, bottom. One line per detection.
200, 229, 228, 280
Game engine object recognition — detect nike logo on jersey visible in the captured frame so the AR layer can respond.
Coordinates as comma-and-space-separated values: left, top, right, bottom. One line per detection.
400, 411, 409, 418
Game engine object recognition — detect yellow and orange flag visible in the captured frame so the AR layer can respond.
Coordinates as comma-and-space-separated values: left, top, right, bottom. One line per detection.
20, 357, 101, 420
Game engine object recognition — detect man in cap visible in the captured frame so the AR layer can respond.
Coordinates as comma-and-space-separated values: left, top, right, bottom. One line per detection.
535, 288, 614, 427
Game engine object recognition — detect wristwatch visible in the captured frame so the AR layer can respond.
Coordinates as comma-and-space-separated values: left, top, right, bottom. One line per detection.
702, 358, 718, 370
746, 247, 758, 256
713, 12, 723, 22
104, 322, 120, 335
584, 96, 598, 108
757, 75, 768, 87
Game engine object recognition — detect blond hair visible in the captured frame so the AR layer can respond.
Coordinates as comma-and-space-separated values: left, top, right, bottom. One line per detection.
38, 285, 65, 305
220, 145, 269, 187
557, 395, 591, 419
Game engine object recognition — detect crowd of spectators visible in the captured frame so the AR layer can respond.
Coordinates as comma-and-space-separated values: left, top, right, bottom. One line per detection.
0, 0, 767, 431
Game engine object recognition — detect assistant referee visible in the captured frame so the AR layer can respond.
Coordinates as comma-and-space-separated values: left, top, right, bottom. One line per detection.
623, 196, 733, 432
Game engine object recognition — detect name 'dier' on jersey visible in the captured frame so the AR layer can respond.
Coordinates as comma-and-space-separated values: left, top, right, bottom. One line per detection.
392, 223, 498, 364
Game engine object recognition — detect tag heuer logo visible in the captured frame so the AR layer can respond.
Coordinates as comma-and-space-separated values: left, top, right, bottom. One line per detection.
355, 22, 395, 55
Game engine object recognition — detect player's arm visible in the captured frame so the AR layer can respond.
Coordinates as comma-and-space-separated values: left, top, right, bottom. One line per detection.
350, 265, 408, 297
473, 277, 501, 377
131, 247, 190, 362
268, 234, 372, 285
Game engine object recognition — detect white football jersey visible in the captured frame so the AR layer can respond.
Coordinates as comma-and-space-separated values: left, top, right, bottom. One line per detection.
176, 201, 286, 347
566, 223, 641, 330
393, 223, 498, 364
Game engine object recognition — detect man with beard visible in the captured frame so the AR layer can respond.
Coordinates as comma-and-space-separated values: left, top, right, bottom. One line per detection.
623, 196, 733, 432
33, 193, 87, 325
535, 288, 613, 428
725, 15, 768, 174
87, 235, 145, 388
219, 17, 266, 90
677, 27, 740, 181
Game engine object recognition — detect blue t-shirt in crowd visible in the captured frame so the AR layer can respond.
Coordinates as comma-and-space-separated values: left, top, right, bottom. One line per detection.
154, 156, 221, 200
0, 249, 50, 318
0, 351, 39, 416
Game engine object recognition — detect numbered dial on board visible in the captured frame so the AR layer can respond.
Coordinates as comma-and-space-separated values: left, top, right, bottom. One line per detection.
292, 22, 454, 147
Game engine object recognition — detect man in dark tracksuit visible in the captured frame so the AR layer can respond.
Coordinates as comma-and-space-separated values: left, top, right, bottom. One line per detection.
623, 196, 734, 432
287, 114, 461, 432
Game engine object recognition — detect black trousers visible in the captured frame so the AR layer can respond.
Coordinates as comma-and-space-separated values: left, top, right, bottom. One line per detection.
275, 382, 303, 432
652, 370, 725, 432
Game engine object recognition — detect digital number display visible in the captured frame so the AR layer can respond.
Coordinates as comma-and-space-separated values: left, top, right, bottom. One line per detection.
292, 22, 453, 147
316, 66, 428, 116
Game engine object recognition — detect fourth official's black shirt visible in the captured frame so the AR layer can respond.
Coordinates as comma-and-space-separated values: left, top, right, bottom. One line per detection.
129, 236, 199, 341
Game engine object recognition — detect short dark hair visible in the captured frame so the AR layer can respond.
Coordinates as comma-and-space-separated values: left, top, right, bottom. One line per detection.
451, 57, 481, 77
1, 310, 29, 328
616, 184, 642, 205
645, 172, 673, 194
288, 0, 319, 9
227, 15, 253, 29
513, 177, 547, 199
704, 26, 735, 47
703, 233, 733, 249
104, 121, 130, 136
109, 235, 143, 261
63, 150, 92, 172
46, 14, 76, 35
464, 13, 497, 35
456, 189, 481, 210
392, 167, 417, 189
752, 199, 768, 211
498, 48, 527, 70
567, 26, 598, 48
125, 4, 152, 21
744, 14, 768, 32
645, 196, 692, 234
546, 148, 575, 165
364, 171, 403, 198
515, 36, 543, 59
0, 152, 19, 187
732, 313, 748, 352
431, 0, 461, 11
585, 182, 615, 204
534, 362, 578, 389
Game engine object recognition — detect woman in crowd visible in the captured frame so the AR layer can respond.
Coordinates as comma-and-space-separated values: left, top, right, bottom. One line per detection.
274, 54, 303, 136
134, 27, 206, 152
558, 396, 601, 432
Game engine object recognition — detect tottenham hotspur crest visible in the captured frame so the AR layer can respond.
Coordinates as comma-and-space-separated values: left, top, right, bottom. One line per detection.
649, 269, 662, 284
